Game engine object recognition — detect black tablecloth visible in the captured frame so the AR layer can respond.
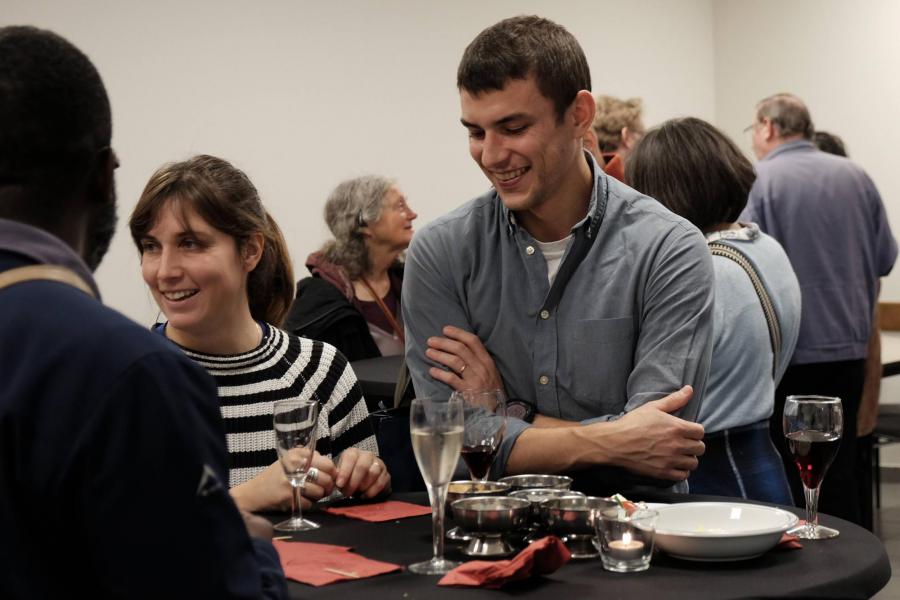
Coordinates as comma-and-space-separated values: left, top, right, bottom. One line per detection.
270, 492, 890, 599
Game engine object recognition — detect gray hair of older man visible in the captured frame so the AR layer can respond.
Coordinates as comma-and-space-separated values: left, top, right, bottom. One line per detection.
320, 175, 395, 280
756, 93, 815, 140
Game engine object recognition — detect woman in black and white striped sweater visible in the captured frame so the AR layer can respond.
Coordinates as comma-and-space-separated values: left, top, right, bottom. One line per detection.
129, 155, 391, 513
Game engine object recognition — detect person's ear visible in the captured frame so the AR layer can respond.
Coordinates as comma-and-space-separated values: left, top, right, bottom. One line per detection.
87, 147, 118, 208
571, 90, 596, 138
762, 118, 776, 142
242, 232, 265, 272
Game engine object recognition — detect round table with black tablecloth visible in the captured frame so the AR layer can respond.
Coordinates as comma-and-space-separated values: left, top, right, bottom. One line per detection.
269, 491, 890, 599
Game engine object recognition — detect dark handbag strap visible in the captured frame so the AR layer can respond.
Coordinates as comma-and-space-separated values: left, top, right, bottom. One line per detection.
0, 264, 96, 298
359, 277, 405, 343
392, 353, 413, 409
708, 241, 781, 376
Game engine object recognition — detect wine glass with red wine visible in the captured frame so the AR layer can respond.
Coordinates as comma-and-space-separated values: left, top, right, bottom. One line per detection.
453, 389, 507, 482
783, 395, 843, 539
444, 389, 507, 542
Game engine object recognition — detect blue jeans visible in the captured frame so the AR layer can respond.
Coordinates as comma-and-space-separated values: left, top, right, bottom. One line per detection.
689, 419, 793, 505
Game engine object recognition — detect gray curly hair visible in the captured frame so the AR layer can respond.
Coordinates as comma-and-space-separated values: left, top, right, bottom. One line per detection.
321, 175, 394, 280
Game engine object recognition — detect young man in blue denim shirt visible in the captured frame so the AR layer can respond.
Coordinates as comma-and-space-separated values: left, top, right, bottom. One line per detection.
403, 16, 714, 491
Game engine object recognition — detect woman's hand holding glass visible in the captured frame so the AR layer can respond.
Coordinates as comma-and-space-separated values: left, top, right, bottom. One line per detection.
273, 399, 321, 532
231, 452, 336, 513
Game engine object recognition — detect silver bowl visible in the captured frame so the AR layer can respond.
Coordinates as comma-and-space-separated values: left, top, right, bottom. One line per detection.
445, 481, 510, 542
498, 474, 573, 492
446, 480, 510, 508
542, 496, 617, 559
451, 496, 531, 557
510, 488, 585, 521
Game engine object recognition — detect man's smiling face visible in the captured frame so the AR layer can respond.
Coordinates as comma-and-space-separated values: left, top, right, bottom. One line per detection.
460, 76, 581, 214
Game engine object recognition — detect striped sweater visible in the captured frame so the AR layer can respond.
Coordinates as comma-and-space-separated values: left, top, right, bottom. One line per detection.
160, 323, 378, 487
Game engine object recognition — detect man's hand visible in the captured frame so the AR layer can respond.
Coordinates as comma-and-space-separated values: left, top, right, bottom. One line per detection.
335, 448, 391, 499
230, 452, 337, 512
426, 325, 504, 392
600, 386, 705, 481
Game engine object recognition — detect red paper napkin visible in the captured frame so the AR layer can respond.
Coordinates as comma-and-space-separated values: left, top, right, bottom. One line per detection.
323, 500, 432, 522
438, 536, 571, 588
777, 533, 803, 550
775, 520, 805, 550
274, 540, 401, 586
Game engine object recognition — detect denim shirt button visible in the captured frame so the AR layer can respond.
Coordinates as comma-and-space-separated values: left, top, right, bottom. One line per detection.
540, 309, 550, 320
525, 245, 535, 255
539, 375, 550, 385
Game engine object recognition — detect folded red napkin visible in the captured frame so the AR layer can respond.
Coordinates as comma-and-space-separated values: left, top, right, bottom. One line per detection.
323, 500, 432, 522
777, 533, 803, 550
775, 520, 805, 550
438, 536, 571, 588
274, 540, 401, 586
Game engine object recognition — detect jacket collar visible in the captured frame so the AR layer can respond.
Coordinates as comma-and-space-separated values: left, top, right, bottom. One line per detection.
0, 218, 100, 299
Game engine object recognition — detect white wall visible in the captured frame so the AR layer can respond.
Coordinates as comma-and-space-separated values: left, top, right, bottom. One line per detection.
713, 0, 900, 301
3, 0, 716, 325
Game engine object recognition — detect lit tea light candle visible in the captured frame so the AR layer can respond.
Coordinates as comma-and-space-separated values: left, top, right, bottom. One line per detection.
607, 532, 645, 560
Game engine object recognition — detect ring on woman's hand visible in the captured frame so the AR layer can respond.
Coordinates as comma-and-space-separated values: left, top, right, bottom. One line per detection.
307, 467, 319, 483
458, 363, 467, 375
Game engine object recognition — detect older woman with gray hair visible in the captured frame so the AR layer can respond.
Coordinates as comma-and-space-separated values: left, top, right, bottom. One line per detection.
285, 175, 417, 362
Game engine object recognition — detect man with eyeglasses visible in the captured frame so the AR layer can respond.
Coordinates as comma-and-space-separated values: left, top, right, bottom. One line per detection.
742, 93, 897, 528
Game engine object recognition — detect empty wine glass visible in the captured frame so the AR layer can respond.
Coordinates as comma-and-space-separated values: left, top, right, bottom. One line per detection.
454, 389, 507, 482
783, 395, 843, 539
273, 398, 320, 532
409, 396, 465, 575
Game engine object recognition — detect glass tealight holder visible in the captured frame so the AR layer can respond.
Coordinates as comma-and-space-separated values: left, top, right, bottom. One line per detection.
595, 508, 658, 573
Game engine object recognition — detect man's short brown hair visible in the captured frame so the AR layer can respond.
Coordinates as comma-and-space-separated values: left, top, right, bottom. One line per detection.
457, 15, 591, 121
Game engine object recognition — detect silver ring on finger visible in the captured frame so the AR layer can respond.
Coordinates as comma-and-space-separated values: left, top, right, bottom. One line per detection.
307, 467, 319, 483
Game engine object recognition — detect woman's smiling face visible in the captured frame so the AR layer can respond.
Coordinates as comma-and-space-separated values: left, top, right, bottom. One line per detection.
139, 200, 257, 339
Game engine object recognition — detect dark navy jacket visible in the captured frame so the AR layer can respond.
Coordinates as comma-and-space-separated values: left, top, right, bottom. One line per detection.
0, 238, 286, 598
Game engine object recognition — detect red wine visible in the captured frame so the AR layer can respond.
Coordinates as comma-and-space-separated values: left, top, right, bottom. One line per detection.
786, 430, 841, 488
461, 444, 499, 480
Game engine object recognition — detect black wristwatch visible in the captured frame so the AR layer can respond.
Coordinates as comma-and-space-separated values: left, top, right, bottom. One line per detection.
507, 399, 536, 423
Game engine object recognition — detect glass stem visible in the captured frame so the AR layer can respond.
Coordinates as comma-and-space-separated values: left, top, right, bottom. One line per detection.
292, 481, 305, 523
429, 483, 448, 562
803, 484, 820, 534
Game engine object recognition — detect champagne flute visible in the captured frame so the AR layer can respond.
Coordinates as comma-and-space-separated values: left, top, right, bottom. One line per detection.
273, 398, 320, 532
409, 396, 465, 575
455, 389, 507, 482
783, 395, 843, 539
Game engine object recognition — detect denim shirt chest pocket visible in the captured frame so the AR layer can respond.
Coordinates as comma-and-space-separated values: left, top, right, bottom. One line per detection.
564, 317, 636, 411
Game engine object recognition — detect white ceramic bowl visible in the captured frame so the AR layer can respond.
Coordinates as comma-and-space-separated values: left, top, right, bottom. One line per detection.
654, 502, 799, 561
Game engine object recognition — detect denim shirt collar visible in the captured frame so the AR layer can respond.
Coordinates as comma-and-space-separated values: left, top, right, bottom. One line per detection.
761, 139, 816, 162
0, 218, 101, 299
501, 150, 607, 239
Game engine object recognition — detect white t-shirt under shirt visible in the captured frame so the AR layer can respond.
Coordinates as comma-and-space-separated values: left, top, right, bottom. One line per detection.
536, 235, 573, 284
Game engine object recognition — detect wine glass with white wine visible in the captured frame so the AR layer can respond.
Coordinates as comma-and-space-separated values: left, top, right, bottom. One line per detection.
408, 396, 465, 575
273, 398, 320, 532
